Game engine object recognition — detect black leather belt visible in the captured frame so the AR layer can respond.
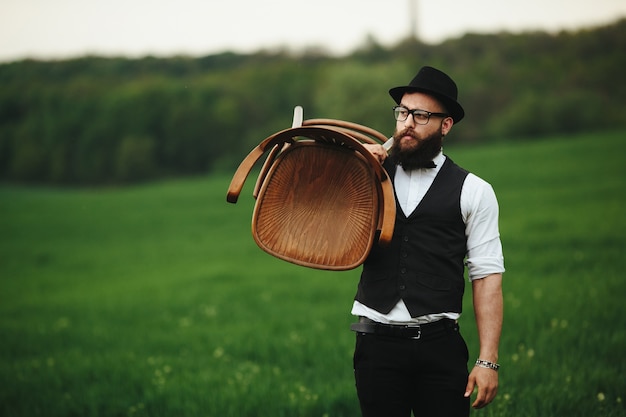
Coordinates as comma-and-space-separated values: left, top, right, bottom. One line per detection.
350, 317, 457, 340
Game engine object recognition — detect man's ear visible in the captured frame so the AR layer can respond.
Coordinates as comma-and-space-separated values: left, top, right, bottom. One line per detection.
441, 117, 454, 136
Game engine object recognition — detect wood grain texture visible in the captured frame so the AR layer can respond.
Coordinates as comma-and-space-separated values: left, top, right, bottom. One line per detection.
253, 143, 378, 270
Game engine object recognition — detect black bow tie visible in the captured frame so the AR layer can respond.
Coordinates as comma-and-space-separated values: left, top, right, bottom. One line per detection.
400, 160, 437, 170
416, 161, 437, 169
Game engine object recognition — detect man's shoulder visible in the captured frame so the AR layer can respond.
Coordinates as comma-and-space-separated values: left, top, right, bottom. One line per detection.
462, 172, 498, 207
443, 156, 492, 189
441, 155, 467, 173
465, 172, 491, 188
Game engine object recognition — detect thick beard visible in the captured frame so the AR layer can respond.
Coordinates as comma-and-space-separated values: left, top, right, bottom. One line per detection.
390, 127, 443, 170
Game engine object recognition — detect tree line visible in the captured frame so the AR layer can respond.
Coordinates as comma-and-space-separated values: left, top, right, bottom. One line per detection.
1, 19, 624, 185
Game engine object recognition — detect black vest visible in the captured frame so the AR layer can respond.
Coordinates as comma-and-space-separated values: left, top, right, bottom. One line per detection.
355, 156, 469, 317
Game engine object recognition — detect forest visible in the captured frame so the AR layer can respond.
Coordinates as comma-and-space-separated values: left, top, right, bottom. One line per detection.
0, 18, 624, 185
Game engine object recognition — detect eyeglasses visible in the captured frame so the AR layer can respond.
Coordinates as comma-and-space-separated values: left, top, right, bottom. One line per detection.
393, 106, 449, 125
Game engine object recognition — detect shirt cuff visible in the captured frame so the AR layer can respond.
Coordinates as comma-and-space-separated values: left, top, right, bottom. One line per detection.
466, 256, 505, 281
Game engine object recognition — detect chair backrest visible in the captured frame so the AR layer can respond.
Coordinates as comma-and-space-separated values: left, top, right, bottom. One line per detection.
227, 112, 395, 271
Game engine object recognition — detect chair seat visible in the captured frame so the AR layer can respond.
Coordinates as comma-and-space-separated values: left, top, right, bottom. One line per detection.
253, 141, 379, 270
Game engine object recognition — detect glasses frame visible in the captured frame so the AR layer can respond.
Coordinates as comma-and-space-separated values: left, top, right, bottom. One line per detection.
392, 106, 449, 125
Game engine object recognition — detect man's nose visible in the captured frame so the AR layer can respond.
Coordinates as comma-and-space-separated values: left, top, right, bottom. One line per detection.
404, 113, 416, 127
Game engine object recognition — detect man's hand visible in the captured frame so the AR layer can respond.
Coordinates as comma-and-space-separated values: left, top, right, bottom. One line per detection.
362, 143, 387, 163
465, 365, 499, 408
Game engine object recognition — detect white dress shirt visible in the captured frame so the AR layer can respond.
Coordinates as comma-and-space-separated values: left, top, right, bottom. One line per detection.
351, 152, 505, 324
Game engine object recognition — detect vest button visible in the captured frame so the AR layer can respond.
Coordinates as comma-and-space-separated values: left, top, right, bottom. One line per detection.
399, 285, 406, 290
400, 268, 407, 274
403, 235, 409, 242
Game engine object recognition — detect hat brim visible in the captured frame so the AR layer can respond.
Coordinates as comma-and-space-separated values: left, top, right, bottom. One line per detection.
389, 86, 465, 123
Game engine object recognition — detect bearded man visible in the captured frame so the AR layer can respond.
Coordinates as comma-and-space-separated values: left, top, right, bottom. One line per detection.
352, 66, 505, 417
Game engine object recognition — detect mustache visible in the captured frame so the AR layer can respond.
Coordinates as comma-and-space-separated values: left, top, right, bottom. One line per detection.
394, 128, 418, 140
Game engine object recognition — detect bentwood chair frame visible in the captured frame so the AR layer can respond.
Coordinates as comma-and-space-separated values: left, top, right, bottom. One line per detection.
227, 108, 395, 270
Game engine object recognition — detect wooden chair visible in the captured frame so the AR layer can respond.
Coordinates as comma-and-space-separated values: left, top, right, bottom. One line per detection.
227, 107, 395, 270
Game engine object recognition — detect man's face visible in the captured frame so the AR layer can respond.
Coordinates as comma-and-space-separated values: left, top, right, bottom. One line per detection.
394, 92, 450, 151
391, 92, 453, 170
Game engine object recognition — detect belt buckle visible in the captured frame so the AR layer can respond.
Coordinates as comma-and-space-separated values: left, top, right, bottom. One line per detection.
405, 324, 421, 340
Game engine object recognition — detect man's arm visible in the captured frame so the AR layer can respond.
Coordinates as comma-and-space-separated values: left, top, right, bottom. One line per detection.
465, 273, 503, 408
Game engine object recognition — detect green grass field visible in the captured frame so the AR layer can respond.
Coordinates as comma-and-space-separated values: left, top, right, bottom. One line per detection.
1, 130, 625, 417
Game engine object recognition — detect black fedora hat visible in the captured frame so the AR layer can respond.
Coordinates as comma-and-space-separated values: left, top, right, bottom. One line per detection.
389, 66, 465, 123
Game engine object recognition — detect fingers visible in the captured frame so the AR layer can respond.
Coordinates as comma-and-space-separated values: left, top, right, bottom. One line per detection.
472, 389, 491, 409
362, 144, 387, 163
472, 383, 498, 409
466, 367, 499, 409
464, 376, 475, 399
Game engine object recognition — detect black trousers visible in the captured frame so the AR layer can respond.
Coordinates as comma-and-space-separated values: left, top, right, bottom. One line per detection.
353, 323, 470, 417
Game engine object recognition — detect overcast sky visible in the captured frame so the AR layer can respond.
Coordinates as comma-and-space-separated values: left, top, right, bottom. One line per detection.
1, 0, 625, 62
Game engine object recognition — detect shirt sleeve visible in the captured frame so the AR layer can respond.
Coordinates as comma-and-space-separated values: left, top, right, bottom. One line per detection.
461, 174, 505, 280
